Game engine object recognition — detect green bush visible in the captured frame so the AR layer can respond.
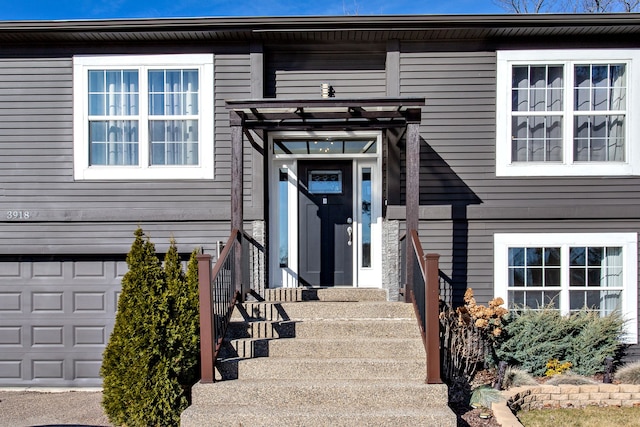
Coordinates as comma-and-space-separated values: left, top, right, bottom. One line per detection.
101, 228, 200, 427
494, 307, 624, 377
165, 241, 200, 387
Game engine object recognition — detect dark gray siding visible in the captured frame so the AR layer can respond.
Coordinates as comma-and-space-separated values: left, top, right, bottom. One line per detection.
399, 46, 640, 213
400, 46, 640, 359
0, 51, 256, 255
419, 218, 640, 360
266, 50, 386, 98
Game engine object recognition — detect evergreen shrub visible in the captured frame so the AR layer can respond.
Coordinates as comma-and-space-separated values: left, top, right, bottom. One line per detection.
494, 307, 624, 376
101, 228, 200, 427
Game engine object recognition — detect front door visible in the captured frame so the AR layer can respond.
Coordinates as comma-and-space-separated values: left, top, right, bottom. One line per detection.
298, 160, 353, 286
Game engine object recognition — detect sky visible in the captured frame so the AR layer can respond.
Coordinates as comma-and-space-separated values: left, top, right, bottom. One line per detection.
1, 0, 505, 21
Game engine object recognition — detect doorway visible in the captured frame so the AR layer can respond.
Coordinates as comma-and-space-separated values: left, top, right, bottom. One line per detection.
298, 160, 353, 286
269, 132, 382, 288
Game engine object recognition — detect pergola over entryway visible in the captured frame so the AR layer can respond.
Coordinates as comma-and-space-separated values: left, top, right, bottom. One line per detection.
225, 97, 425, 299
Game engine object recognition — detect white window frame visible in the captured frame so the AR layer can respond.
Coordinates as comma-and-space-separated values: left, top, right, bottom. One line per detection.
73, 54, 214, 180
496, 49, 640, 177
494, 232, 638, 344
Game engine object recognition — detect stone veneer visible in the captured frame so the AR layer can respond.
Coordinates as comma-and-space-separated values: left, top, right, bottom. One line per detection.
382, 220, 400, 301
492, 384, 640, 427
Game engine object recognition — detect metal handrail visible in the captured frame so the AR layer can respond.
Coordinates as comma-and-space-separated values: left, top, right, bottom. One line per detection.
197, 228, 266, 383
406, 229, 442, 384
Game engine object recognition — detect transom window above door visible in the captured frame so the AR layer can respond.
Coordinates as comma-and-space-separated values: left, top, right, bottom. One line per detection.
73, 54, 214, 180
273, 139, 377, 155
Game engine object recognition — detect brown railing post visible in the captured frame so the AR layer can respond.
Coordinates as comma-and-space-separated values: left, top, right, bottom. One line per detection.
230, 110, 244, 301
405, 117, 420, 303
234, 233, 243, 300
425, 253, 442, 384
197, 253, 215, 383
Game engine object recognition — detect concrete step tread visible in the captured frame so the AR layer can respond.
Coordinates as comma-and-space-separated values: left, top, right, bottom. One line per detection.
186, 405, 452, 414
229, 318, 418, 324
181, 405, 457, 427
229, 337, 424, 345
263, 287, 389, 302
226, 320, 422, 340
241, 300, 411, 306
233, 301, 416, 321
216, 357, 426, 381
190, 379, 449, 408
221, 356, 426, 364
192, 378, 444, 391
220, 336, 425, 359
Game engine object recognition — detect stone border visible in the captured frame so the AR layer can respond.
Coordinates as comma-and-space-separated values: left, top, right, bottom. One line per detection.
491, 384, 640, 427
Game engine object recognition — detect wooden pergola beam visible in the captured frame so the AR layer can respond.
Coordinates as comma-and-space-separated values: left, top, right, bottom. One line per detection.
226, 98, 425, 303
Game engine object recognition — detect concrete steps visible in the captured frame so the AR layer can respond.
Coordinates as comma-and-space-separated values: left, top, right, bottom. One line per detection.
217, 357, 427, 380
232, 300, 416, 321
223, 337, 426, 359
189, 379, 449, 407
182, 405, 456, 427
181, 287, 456, 427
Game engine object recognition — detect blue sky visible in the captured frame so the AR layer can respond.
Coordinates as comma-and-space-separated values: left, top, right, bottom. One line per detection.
2, 0, 504, 21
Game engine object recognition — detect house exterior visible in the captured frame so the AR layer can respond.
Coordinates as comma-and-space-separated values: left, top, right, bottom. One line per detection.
1, 13, 639, 387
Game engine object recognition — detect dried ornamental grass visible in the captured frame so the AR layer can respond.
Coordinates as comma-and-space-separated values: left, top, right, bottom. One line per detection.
615, 361, 640, 385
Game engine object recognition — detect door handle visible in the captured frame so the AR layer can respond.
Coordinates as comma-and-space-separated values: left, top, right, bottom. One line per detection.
347, 225, 353, 246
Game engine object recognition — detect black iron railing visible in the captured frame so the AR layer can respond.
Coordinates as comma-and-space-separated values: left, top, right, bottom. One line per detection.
197, 228, 265, 383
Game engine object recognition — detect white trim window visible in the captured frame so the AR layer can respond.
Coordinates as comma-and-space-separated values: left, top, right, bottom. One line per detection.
494, 233, 638, 344
496, 50, 640, 176
73, 54, 214, 180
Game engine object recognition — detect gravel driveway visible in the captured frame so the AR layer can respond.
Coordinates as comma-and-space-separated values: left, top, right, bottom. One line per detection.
0, 390, 112, 427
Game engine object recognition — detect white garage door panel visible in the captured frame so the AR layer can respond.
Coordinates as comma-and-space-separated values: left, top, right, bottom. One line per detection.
0, 260, 123, 387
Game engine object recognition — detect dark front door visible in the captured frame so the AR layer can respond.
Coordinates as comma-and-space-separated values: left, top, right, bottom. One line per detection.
298, 160, 353, 286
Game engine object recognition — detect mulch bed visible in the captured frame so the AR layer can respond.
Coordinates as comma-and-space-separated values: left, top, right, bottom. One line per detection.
451, 403, 502, 427
447, 370, 503, 426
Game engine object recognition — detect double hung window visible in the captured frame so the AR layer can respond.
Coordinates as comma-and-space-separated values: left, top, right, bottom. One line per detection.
496, 50, 640, 176
494, 233, 638, 343
73, 54, 214, 180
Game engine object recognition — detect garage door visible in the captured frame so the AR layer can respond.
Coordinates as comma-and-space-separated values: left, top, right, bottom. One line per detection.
0, 259, 123, 387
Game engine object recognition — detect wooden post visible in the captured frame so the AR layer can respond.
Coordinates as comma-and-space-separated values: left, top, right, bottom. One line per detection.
405, 113, 421, 302
230, 111, 244, 299
425, 253, 442, 384
197, 253, 214, 383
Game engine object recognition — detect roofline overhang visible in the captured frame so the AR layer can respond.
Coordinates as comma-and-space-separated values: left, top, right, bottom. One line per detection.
1, 13, 640, 44
3, 13, 640, 30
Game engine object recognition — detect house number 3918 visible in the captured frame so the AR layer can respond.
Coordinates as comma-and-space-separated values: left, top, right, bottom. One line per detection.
6, 211, 31, 220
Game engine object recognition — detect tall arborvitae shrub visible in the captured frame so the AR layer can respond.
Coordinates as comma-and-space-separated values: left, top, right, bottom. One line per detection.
101, 228, 187, 427
165, 241, 200, 387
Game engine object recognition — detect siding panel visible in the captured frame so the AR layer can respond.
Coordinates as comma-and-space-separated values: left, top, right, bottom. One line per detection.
399, 47, 640, 215
266, 51, 386, 98
0, 52, 258, 254
418, 218, 640, 360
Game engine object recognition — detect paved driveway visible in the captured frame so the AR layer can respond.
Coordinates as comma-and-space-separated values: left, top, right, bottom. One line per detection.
0, 390, 111, 427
